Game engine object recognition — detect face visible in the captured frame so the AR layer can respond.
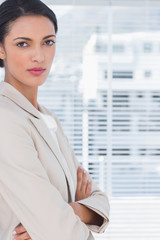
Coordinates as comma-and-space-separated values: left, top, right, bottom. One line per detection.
0, 15, 56, 91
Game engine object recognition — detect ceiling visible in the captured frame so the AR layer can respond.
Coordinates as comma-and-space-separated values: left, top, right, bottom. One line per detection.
0, 0, 160, 6
0, 0, 108, 5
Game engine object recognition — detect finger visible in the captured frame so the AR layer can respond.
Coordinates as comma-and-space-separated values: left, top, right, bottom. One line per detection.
80, 170, 88, 192
13, 231, 31, 240
77, 166, 83, 191
13, 225, 26, 235
85, 180, 92, 197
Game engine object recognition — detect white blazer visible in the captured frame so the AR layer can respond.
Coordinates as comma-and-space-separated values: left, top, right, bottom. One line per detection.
0, 81, 110, 240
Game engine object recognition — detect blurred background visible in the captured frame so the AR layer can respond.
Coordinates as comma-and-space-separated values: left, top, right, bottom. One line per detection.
0, 0, 160, 239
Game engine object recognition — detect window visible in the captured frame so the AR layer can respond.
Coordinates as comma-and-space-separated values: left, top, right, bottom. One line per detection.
1, 1, 160, 239
144, 42, 152, 53
113, 44, 125, 53
104, 70, 107, 79
113, 71, 133, 79
144, 70, 152, 78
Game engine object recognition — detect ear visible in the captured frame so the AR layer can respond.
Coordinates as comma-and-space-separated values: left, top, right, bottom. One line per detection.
0, 44, 6, 60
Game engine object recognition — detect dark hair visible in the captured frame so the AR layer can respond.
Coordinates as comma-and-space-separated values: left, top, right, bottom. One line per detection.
0, 0, 58, 68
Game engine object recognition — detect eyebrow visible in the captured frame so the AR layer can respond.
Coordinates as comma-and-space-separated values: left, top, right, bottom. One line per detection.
13, 34, 56, 41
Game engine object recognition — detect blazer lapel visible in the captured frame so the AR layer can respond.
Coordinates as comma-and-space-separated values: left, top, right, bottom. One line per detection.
29, 115, 62, 163
28, 115, 75, 202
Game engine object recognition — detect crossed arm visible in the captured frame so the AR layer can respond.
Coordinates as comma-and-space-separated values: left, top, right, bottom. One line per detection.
12, 166, 103, 240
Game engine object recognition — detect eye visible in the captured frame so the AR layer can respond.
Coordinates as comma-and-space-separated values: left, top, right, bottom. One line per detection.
44, 40, 55, 46
16, 42, 28, 48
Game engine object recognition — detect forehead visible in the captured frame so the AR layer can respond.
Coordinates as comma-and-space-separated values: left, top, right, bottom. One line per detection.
7, 15, 55, 38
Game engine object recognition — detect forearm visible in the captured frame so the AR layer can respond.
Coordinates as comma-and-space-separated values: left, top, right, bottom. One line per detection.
69, 202, 103, 226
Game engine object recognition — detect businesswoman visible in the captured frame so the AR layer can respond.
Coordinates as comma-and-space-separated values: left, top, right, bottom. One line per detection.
0, 0, 110, 240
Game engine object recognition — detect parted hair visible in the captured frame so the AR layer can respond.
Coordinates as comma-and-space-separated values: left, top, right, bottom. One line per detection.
0, 0, 58, 68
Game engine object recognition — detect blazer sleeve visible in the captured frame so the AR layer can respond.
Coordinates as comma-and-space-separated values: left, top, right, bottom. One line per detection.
0, 109, 90, 240
49, 109, 110, 234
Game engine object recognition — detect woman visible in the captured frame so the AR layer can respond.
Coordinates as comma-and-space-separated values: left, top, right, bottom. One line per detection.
0, 0, 110, 240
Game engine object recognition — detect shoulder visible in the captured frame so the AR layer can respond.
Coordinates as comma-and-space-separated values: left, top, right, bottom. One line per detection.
0, 96, 31, 134
0, 95, 26, 118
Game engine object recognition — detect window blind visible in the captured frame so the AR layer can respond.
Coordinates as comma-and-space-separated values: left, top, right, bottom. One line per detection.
39, 1, 160, 239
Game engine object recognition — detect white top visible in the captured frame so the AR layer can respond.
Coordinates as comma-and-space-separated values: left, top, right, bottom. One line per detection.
39, 112, 60, 151
39, 112, 75, 197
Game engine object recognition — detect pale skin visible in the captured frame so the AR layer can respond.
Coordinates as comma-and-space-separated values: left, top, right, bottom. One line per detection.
0, 15, 103, 240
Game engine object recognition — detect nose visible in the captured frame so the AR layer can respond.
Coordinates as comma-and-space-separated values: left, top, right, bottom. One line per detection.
31, 46, 45, 63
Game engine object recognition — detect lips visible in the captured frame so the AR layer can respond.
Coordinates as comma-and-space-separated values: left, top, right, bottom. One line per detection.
27, 67, 46, 76
28, 67, 45, 71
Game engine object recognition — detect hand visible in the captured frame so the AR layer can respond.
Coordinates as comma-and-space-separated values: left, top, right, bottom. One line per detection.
69, 166, 103, 226
12, 224, 31, 240
75, 166, 92, 201
69, 202, 103, 226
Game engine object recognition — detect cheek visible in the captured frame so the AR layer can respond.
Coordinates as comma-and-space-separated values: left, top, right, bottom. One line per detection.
44, 49, 55, 70
47, 48, 55, 62
48, 45, 56, 57
5, 51, 28, 79
8, 50, 28, 68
